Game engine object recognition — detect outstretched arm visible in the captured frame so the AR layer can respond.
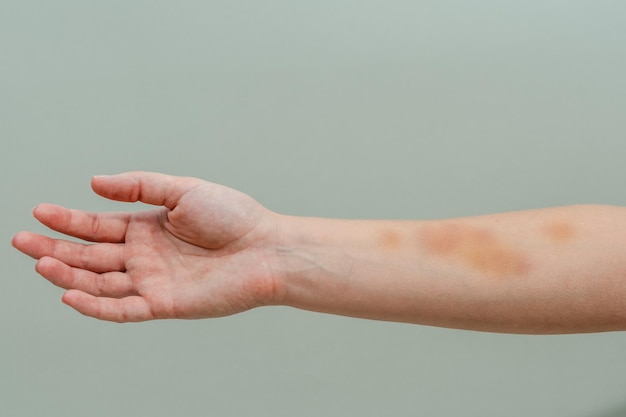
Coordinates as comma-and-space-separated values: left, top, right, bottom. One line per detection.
277, 205, 626, 333
12, 172, 626, 333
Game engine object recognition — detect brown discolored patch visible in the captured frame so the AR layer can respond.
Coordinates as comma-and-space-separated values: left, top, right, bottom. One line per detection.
421, 222, 529, 277
542, 221, 576, 244
379, 229, 402, 251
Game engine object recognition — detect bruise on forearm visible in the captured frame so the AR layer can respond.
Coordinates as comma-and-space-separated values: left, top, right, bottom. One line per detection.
542, 220, 576, 244
415, 210, 581, 279
363, 207, 626, 332
419, 221, 531, 278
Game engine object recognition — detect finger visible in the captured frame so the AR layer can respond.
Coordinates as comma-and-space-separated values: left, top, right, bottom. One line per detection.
62, 290, 155, 323
36, 257, 136, 298
91, 171, 202, 209
33, 203, 130, 243
12, 231, 125, 273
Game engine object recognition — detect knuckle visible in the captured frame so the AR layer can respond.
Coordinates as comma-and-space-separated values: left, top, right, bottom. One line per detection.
90, 214, 101, 241
79, 245, 93, 270
130, 178, 142, 202
94, 273, 107, 296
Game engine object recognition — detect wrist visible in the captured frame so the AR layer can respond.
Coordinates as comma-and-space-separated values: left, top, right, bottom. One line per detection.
268, 215, 443, 323
268, 215, 353, 309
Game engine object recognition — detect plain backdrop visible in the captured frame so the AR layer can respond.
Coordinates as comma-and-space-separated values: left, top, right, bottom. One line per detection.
2, 1, 626, 416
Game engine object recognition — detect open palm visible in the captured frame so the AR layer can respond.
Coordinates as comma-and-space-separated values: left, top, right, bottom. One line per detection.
12, 172, 283, 322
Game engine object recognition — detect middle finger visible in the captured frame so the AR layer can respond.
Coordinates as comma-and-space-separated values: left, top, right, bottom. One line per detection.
17, 231, 125, 273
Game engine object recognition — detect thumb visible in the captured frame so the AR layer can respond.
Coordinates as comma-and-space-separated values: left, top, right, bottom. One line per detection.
91, 171, 202, 209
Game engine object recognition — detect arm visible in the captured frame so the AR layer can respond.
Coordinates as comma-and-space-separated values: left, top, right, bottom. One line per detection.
11, 172, 626, 333
278, 206, 626, 333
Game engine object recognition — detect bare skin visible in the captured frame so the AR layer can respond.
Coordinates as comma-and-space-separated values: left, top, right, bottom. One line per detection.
12, 173, 283, 321
12, 172, 626, 333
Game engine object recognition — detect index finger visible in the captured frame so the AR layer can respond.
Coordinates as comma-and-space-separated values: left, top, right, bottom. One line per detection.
33, 203, 131, 243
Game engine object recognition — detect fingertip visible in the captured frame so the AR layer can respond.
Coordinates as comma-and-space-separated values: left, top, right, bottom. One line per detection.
61, 289, 73, 305
11, 230, 23, 244
11, 232, 23, 250
35, 256, 56, 273
61, 290, 108, 322
91, 174, 112, 191
35, 202, 62, 213
91, 173, 132, 201
31, 204, 70, 231
11, 231, 32, 251
31, 203, 48, 221
61, 291, 75, 310
92, 174, 112, 184
62, 289, 84, 307
34, 255, 47, 271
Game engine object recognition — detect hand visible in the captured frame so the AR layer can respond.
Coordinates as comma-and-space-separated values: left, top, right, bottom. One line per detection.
12, 172, 284, 322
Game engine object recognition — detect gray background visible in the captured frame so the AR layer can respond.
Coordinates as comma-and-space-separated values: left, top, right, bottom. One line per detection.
2, 1, 626, 416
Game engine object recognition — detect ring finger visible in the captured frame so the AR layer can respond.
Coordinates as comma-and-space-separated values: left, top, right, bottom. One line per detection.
36, 257, 136, 298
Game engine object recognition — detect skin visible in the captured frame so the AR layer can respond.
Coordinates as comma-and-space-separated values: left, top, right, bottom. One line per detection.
11, 172, 626, 333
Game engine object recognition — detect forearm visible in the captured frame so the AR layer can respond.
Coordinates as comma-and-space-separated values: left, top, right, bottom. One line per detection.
273, 205, 626, 334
